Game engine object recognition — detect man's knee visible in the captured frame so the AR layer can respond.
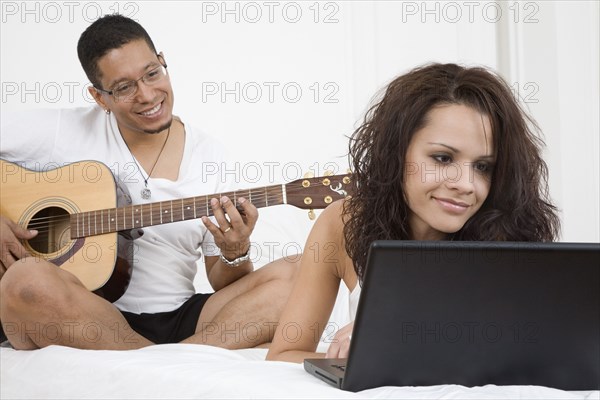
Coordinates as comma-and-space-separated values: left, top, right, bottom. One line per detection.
1, 258, 67, 311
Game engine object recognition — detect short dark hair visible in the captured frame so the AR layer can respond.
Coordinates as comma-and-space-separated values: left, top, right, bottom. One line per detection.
77, 14, 157, 88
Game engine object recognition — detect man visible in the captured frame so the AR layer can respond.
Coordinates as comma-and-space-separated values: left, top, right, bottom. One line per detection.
0, 14, 296, 349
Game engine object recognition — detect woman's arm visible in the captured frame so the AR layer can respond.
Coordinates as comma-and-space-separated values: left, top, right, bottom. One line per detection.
266, 200, 352, 363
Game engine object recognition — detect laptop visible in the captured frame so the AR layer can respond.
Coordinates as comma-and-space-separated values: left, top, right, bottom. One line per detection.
304, 241, 600, 391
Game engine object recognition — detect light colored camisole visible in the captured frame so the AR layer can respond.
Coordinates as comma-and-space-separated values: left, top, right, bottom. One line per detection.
349, 283, 362, 320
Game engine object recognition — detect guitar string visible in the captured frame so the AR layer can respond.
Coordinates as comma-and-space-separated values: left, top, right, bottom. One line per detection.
25, 185, 349, 229
23, 180, 351, 232
26, 202, 332, 232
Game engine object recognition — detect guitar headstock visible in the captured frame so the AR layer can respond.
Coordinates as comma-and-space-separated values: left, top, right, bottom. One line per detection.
285, 172, 353, 211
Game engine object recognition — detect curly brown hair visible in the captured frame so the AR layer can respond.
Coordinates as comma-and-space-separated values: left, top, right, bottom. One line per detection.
343, 63, 560, 282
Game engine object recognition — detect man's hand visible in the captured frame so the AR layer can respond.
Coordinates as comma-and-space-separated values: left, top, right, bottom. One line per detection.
0, 216, 38, 278
326, 321, 354, 359
202, 196, 258, 260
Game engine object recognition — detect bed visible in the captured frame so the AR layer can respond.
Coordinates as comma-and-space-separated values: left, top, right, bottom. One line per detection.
2, 342, 598, 400
1, 208, 599, 400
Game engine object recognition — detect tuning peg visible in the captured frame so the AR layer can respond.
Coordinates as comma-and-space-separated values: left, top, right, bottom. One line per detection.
324, 170, 334, 176
346, 168, 352, 174
308, 209, 316, 220
303, 171, 314, 179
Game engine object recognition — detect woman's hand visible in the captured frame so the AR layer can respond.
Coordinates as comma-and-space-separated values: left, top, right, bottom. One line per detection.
326, 321, 354, 359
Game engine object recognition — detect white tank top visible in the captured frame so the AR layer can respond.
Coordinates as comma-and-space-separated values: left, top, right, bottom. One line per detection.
349, 283, 362, 320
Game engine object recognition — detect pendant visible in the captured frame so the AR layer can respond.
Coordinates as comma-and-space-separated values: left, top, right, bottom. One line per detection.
141, 188, 151, 200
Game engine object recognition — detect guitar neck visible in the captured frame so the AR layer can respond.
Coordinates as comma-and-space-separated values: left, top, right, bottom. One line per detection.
70, 184, 285, 238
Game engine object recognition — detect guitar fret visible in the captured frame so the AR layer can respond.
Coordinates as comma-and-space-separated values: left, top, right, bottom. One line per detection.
281, 184, 287, 205
120, 207, 124, 231
240, 189, 249, 205
184, 199, 194, 220
264, 186, 268, 206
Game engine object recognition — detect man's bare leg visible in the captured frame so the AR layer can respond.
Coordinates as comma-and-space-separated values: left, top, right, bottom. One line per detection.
0, 258, 152, 350
181, 257, 299, 349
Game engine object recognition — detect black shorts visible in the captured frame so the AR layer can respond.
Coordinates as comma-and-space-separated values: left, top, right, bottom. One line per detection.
121, 293, 212, 344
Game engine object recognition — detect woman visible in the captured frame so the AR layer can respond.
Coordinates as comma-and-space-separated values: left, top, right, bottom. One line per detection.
266, 63, 560, 363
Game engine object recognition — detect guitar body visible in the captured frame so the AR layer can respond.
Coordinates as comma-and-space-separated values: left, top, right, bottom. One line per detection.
0, 160, 131, 302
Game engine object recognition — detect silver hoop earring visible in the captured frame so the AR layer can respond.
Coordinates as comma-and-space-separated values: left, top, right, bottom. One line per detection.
105, 109, 111, 115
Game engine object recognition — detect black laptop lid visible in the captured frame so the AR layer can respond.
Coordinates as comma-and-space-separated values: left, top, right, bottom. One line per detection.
342, 241, 600, 392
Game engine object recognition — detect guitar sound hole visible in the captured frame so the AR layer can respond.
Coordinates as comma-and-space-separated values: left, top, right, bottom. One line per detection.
27, 207, 71, 255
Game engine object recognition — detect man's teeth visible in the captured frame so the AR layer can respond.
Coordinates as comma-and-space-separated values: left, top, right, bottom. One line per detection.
141, 103, 161, 116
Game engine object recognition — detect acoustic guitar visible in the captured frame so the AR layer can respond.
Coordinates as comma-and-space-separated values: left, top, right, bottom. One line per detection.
0, 159, 352, 302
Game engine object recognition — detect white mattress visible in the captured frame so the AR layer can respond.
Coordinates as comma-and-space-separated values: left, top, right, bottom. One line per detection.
2, 343, 598, 399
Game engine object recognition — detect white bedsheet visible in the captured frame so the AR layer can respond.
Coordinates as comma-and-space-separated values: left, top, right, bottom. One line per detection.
1, 344, 598, 399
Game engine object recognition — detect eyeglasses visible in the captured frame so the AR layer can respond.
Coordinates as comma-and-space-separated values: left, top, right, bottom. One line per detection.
95, 57, 168, 101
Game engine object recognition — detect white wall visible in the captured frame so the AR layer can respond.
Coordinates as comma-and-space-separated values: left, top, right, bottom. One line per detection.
1, 0, 598, 259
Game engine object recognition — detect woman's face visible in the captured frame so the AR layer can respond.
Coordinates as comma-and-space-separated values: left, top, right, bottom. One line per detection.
403, 104, 495, 240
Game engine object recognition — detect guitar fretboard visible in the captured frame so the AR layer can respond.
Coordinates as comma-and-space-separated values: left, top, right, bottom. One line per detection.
70, 185, 285, 238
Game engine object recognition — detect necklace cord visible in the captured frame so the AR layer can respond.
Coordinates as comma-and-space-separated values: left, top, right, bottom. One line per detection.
124, 125, 172, 188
